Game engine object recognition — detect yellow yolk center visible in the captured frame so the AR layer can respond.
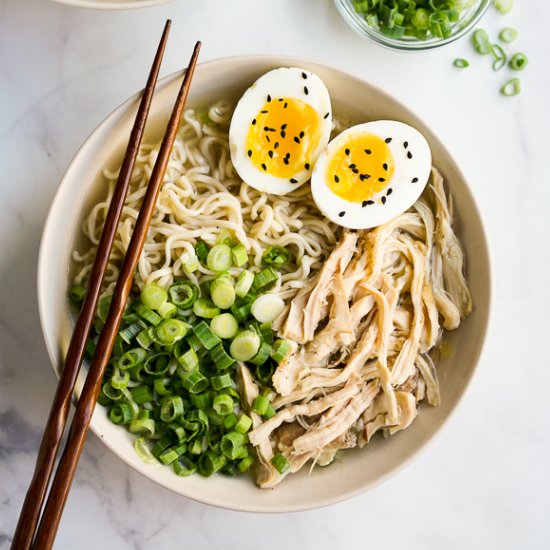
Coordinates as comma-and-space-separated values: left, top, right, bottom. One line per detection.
327, 134, 395, 203
245, 97, 321, 179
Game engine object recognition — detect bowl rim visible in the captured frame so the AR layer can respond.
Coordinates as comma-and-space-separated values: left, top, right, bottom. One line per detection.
50, 0, 173, 10
37, 53, 492, 512
333, 0, 491, 51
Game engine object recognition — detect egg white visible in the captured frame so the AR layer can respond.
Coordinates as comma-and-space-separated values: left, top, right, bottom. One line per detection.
229, 67, 332, 196
311, 120, 432, 229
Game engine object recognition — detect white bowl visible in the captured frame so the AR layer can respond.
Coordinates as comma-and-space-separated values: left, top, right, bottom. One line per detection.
38, 55, 491, 512
51, 0, 173, 10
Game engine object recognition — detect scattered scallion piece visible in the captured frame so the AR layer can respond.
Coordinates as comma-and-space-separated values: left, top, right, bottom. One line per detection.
500, 77, 521, 96
453, 58, 469, 69
271, 339, 291, 364
271, 453, 290, 474
195, 241, 209, 264
210, 278, 236, 309
493, 0, 514, 15
69, 285, 86, 303
210, 313, 239, 339
193, 298, 220, 319
261, 245, 292, 268
215, 228, 234, 246
235, 270, 254, 298
230, 330, 261, 361
231, 243, 248, 267
207, 244, 233, 272
251, 294, 285, 323
251, 395, 270, 416
140, 283, 167, 310
472, 29, 492, 55
499, 27, 518, 43
168, 281, 199, 309
509, 52, 528, 71
491, 44, 507, 71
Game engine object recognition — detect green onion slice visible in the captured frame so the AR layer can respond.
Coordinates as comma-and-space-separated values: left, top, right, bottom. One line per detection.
230, 330, 261, 361
509, 52, 528, 71
140, 283, 167, 311
472, 29, 492, 55
210, 313, 239, 339
271, 453, 290, 474
210, 278, 236, 309
500, 77, 521, 96
207, 244, 233, 272
231, 243, 248, 267
453, 58, 469, 68
499, 27, 517, 43
493, 0, 514, 15
261, 245, 292, 268
235, 270, 255, 298
168, 281, 199, 309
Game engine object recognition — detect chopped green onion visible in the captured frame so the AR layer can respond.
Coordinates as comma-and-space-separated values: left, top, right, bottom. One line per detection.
160, 395, 184, 422
491, 44, 507, 71
176, 347, 199, 372
129, 417, 156, 438
143, 352, 172, 377
429, 11, 451, 39
109, 403, 133, 425
210, 313, 239, 339
412, 8, 430, 30
453, 58, 469, 68
119, 321, 144, 344
264, 403, 276, 419
207, 244, 233, 272
157, 301, 177, 319
255, 361, 275, 384
153, 377, 172, 396
213, 394, 234, 416
271, 339, 291, 364
195, 241, 210, 264
190, 391, 213, 410
249, 342, 272, 366
251, 267, 279, 293
97, 294, 112, 323
216, 228, 234, 246
220, 431, 246, 459
140, 283, 167, 310
136, 328, 152, 349
237, 456, 254, 473
231, 243, 248, 267
251, 395, 270, 416
168, 281, 199, 309
259, 322, 274, 345
193, 321, 221, 350
110, 367, 130, 390
235, 270, 254, 298
69, 285, 86, 303
154, 319, 190, 345
230, 330, 261, 361
180, 369, 209, 394
251, 294, 285, 323
193, 298, 220, 319
261, 245, 292, 268
133, 302, 162, 326
210, 373, 233, 390
173, 455, 196, 476
117, 348, 148, 370
131, 385, 154, 404
230, 300, 252, 324
473, 29, 492, 55
210, 278, 236, 309
134, 437, 157, 464
493, 0, 513, 15
271, 453, 290, 474
198, 449, 226, 477
509, 52, 528, 71
210, 344, 236, 371
500, 77, 521, 96
159, 444, 187, 465
499, 27, 517, 43
234, 413, 252, 434
183, 255, 200, 274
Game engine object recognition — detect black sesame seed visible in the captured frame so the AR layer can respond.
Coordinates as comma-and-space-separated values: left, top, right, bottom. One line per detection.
412, 177, 418, 183
281, 124, 287, 129
349, 163, 356, 169
281, 131, 286, 138
247, 149, 252, 158
274, 142, 279, 149
263, 126, 270, 131
381, 196, 387, 204
285, 153, 290, 159
338, 211, 345, 217
299, 131, 305, 138
284, 102, 288, 109
334, 175, 340, 183
385, 138, 392, 143
294, 137, 300, 144
404, 141, 409, 148
278, 98, 283, 102
362, 200, 369, 207
324, 112, 330, 119
268, 150, 274, 158
365, 149, 371, 155
252, 119, 256, 125
290, 178, 298, 183
261, 163, 267, 171
304, 163, 310, 170
261, 110, 268, 114
363, 173, 371, 179
352, 168, 359, 174
266, 135, 271, 143
378, 177, 385, 182
302, 72, 308, 79
283, 158, 289, 165
304, 86, 309, 95
383, 163, 388, 171
345, 148, 350, 156
387, 188, 393, 195
407, 151, 413, 159
267, 95, 272, 102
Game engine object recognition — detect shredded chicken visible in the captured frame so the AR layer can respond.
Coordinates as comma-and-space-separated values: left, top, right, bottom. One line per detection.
251, 168, 472, 488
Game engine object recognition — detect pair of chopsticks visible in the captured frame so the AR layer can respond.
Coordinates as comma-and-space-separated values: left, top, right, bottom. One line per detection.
12, 21, 201, 550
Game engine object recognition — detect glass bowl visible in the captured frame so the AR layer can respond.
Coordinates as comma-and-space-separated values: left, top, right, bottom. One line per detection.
334, 0, 491, 50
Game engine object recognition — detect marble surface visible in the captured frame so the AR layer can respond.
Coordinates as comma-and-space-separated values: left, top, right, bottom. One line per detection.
1, 0, 549, 548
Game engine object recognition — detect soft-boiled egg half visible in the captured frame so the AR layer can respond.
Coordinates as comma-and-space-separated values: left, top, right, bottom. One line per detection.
229, 67, 332, 195
311, 121, 432, 229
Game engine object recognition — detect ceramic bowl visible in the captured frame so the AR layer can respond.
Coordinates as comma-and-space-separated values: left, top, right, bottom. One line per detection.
37, 55, 491, 512
51, 0, 173, 10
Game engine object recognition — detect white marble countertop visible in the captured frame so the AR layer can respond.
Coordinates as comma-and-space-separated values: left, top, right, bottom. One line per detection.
1, 0, 549, 548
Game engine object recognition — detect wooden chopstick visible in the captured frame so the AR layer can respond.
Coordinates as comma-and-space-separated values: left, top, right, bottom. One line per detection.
30, 40, 202, 550
11, 20, 172, 550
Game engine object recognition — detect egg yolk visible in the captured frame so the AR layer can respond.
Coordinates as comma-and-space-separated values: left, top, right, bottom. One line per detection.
245, 97, 321, 179
327, 134, 395, 203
